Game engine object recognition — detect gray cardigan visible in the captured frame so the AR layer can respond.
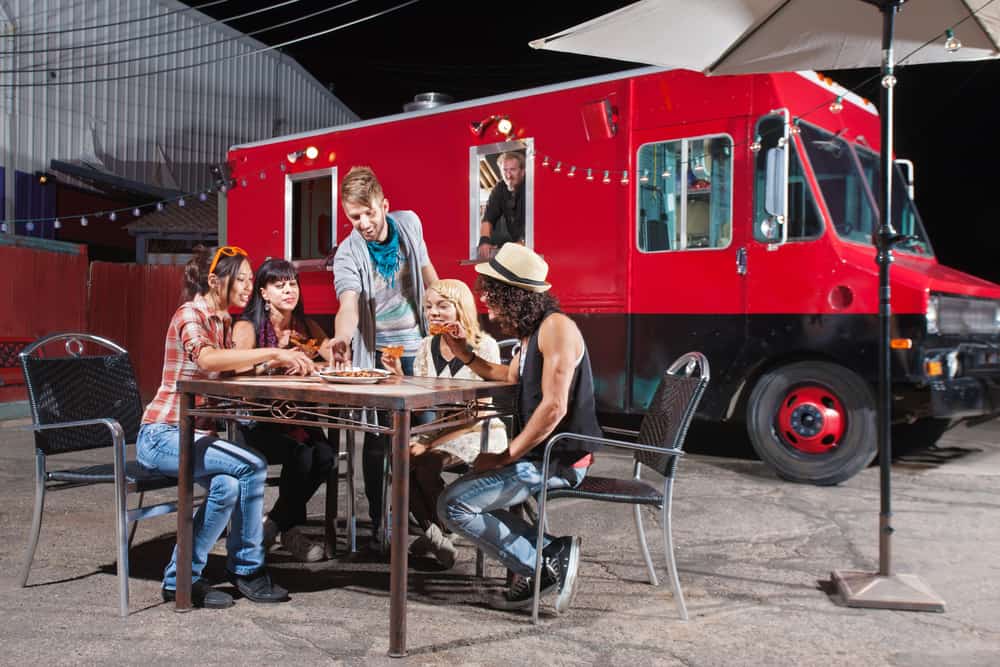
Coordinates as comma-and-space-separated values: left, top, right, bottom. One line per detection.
333, 210, 431, 368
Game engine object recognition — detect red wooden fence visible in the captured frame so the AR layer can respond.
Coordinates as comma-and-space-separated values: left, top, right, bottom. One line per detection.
0, 242, 89, 402
88, 262, 185, 401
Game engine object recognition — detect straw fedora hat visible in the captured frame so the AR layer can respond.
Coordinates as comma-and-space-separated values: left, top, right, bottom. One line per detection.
475, 243, 551, 293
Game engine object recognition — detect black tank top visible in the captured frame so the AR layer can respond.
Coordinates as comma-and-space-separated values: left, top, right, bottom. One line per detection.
517, 311, 603, 464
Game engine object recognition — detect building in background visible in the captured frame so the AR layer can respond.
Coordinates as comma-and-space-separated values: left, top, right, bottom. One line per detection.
0, 0, 357, 260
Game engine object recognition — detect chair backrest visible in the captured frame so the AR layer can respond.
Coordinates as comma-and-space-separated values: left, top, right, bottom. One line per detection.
20, 333, 143, 455
635, 352, 710, 478
496, 338, 519, 364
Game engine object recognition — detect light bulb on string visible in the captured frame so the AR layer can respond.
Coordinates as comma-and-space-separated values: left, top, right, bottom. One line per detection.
639, 169, 649, 184
620, 170, 629, 185
240, 178, 247, 188
54, 219, 61, 229
829, 96, 844, 114
541, 155, 550, 167
199, 192, 208, 202
553, 161, 562, 173
109, 211, 117, 222
80, 216, 88, 226
661, 168, 671, 178
178, 197, 186, 207
0, 222, 6, 233
750, 135, 762, 153
567, 166, 577, 178
25, 222, 34, 232
133, 208, 141, 217
585, 168, 594, 181
789, 119, 801, 135
602, 170, 610, 184
944, 28, 962, 52
280, 163, 287, 172
156, 202, 164, 212
259, 171, 266, 180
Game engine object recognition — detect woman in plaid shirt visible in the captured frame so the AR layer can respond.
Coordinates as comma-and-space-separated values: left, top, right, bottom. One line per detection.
137, 245, 315, 609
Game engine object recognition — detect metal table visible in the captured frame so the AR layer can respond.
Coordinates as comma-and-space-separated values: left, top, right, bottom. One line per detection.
174, 374, 516, 657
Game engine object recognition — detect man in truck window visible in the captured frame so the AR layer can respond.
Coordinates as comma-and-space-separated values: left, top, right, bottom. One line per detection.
324, 165, 439, 542
477, 151, 526, 259
437, 243, 603, 613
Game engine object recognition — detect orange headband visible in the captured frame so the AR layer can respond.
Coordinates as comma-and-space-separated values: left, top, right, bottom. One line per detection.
208, 245, 248, 275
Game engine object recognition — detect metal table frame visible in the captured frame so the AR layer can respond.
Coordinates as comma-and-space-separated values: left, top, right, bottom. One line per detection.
174, 375, 516, 657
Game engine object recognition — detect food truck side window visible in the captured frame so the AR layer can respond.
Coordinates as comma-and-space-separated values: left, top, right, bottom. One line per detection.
636, 135, 733, 252
286, 170, 337, 262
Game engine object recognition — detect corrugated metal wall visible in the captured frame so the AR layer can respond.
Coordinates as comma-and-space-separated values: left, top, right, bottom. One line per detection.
0, 0, 357, 198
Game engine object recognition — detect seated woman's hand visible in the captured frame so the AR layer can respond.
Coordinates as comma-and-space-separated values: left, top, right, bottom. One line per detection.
273, 348, 317, 376
381, 353, 403, 375
439, 322, 473, 362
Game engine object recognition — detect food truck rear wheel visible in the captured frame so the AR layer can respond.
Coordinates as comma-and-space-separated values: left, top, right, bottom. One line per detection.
746, 361, 877, 485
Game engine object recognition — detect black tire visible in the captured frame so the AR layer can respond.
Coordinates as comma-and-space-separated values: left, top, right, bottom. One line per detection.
746, 361, 877, 485
892, 418, 951, 456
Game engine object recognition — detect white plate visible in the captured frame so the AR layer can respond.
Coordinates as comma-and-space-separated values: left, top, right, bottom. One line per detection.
315, 369, 392, 384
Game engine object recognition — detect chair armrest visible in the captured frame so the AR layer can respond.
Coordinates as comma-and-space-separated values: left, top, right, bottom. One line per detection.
542, 431, 683, 461
19, 418, 127, 455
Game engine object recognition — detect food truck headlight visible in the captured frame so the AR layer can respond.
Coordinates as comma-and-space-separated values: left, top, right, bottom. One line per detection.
926, 295, 939, 335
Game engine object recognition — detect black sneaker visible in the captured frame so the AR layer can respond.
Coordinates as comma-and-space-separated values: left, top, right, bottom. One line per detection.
543, 535, 581, 614
227, 568, 289, 603
161, 579, 234, 609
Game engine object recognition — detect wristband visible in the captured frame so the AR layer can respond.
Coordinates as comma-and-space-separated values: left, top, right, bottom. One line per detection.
478, 236, 493, 247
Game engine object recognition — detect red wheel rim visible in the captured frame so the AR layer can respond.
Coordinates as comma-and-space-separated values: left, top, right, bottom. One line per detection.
776, 385, 845, 454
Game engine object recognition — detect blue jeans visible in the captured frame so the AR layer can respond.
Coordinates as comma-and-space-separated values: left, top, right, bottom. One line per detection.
438, 459, 587, 577
137, 423, 268, 590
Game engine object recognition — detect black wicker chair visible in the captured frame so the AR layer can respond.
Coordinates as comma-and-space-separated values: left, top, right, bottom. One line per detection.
18, 333, 180, 617
530, 352, 710, 623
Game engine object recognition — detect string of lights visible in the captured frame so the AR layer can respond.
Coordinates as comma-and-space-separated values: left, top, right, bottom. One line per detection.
0, 0, 230, 39
0, 0, 314, 57
0, 0, 420, 87
2, 0, 363, 75
0, 15, 979, 232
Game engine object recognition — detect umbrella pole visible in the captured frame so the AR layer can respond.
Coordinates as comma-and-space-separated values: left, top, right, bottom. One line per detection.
831, 0, 944, 611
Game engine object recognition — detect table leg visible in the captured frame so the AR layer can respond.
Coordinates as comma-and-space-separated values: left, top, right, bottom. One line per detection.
324, 430, 339, 559
388, 409, 410, 658
175, 393, 194, 612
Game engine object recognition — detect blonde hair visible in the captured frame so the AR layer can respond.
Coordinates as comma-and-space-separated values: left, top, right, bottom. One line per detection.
428, 279, 482, 345
496, 151, 525, 170
340, 165, 384, 206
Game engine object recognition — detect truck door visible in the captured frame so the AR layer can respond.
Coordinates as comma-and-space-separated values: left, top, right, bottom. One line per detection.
629, 119, 749, 414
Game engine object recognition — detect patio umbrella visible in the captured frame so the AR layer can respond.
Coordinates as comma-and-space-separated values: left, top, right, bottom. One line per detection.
533, 0, 1000, 612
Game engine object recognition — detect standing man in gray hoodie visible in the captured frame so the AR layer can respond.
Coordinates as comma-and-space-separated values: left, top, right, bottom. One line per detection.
324, 165, 439, 542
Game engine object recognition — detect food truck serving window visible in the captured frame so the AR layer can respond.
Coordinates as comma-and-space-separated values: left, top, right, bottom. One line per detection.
469, 139, 533, 260
284, 168, 337, 264
636, 135, 733, 252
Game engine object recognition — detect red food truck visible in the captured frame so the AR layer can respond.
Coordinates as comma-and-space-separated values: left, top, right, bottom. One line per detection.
225, 66, 1000, 485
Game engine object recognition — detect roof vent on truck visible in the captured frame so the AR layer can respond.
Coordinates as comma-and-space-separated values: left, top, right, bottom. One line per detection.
403, 92, 454, 112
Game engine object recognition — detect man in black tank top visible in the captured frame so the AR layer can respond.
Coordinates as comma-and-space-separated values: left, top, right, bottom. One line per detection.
437, 244, 602, 613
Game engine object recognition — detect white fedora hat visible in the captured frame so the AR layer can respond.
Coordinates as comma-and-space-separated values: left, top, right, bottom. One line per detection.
475, 243, 551, 293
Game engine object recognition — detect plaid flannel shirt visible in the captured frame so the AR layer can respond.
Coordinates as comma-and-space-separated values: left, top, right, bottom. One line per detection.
142, 294, 233, 425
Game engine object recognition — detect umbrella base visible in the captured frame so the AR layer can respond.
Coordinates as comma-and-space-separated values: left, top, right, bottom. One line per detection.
830, 570, 945, 612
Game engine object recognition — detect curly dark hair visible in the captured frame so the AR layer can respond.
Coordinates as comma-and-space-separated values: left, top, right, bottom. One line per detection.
475, 275, 559, 338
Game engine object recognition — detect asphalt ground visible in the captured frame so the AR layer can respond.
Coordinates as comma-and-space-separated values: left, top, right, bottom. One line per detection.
0, 418, 998, 666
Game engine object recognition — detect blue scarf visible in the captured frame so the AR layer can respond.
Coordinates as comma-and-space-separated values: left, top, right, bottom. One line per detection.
367, 215, 401, 287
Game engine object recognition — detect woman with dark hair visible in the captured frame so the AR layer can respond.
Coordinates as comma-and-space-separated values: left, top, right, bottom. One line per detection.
232, 258, 336, 563
138, 245, 316, 609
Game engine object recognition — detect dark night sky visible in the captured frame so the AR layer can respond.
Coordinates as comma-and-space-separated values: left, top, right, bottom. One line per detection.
195, 0, 1000, 285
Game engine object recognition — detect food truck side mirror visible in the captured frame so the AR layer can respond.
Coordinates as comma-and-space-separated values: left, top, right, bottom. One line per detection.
762, 146, 788, 244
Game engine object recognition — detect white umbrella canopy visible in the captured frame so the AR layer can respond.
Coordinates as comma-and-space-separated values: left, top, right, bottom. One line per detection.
533, 0, 1000, 613
531, 0, 1000, 73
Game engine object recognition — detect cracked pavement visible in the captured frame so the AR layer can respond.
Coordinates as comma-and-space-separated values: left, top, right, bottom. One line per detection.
0, 417, 998, 666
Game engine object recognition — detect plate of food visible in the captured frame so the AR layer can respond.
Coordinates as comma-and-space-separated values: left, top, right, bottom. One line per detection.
315, 367, 393, 384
